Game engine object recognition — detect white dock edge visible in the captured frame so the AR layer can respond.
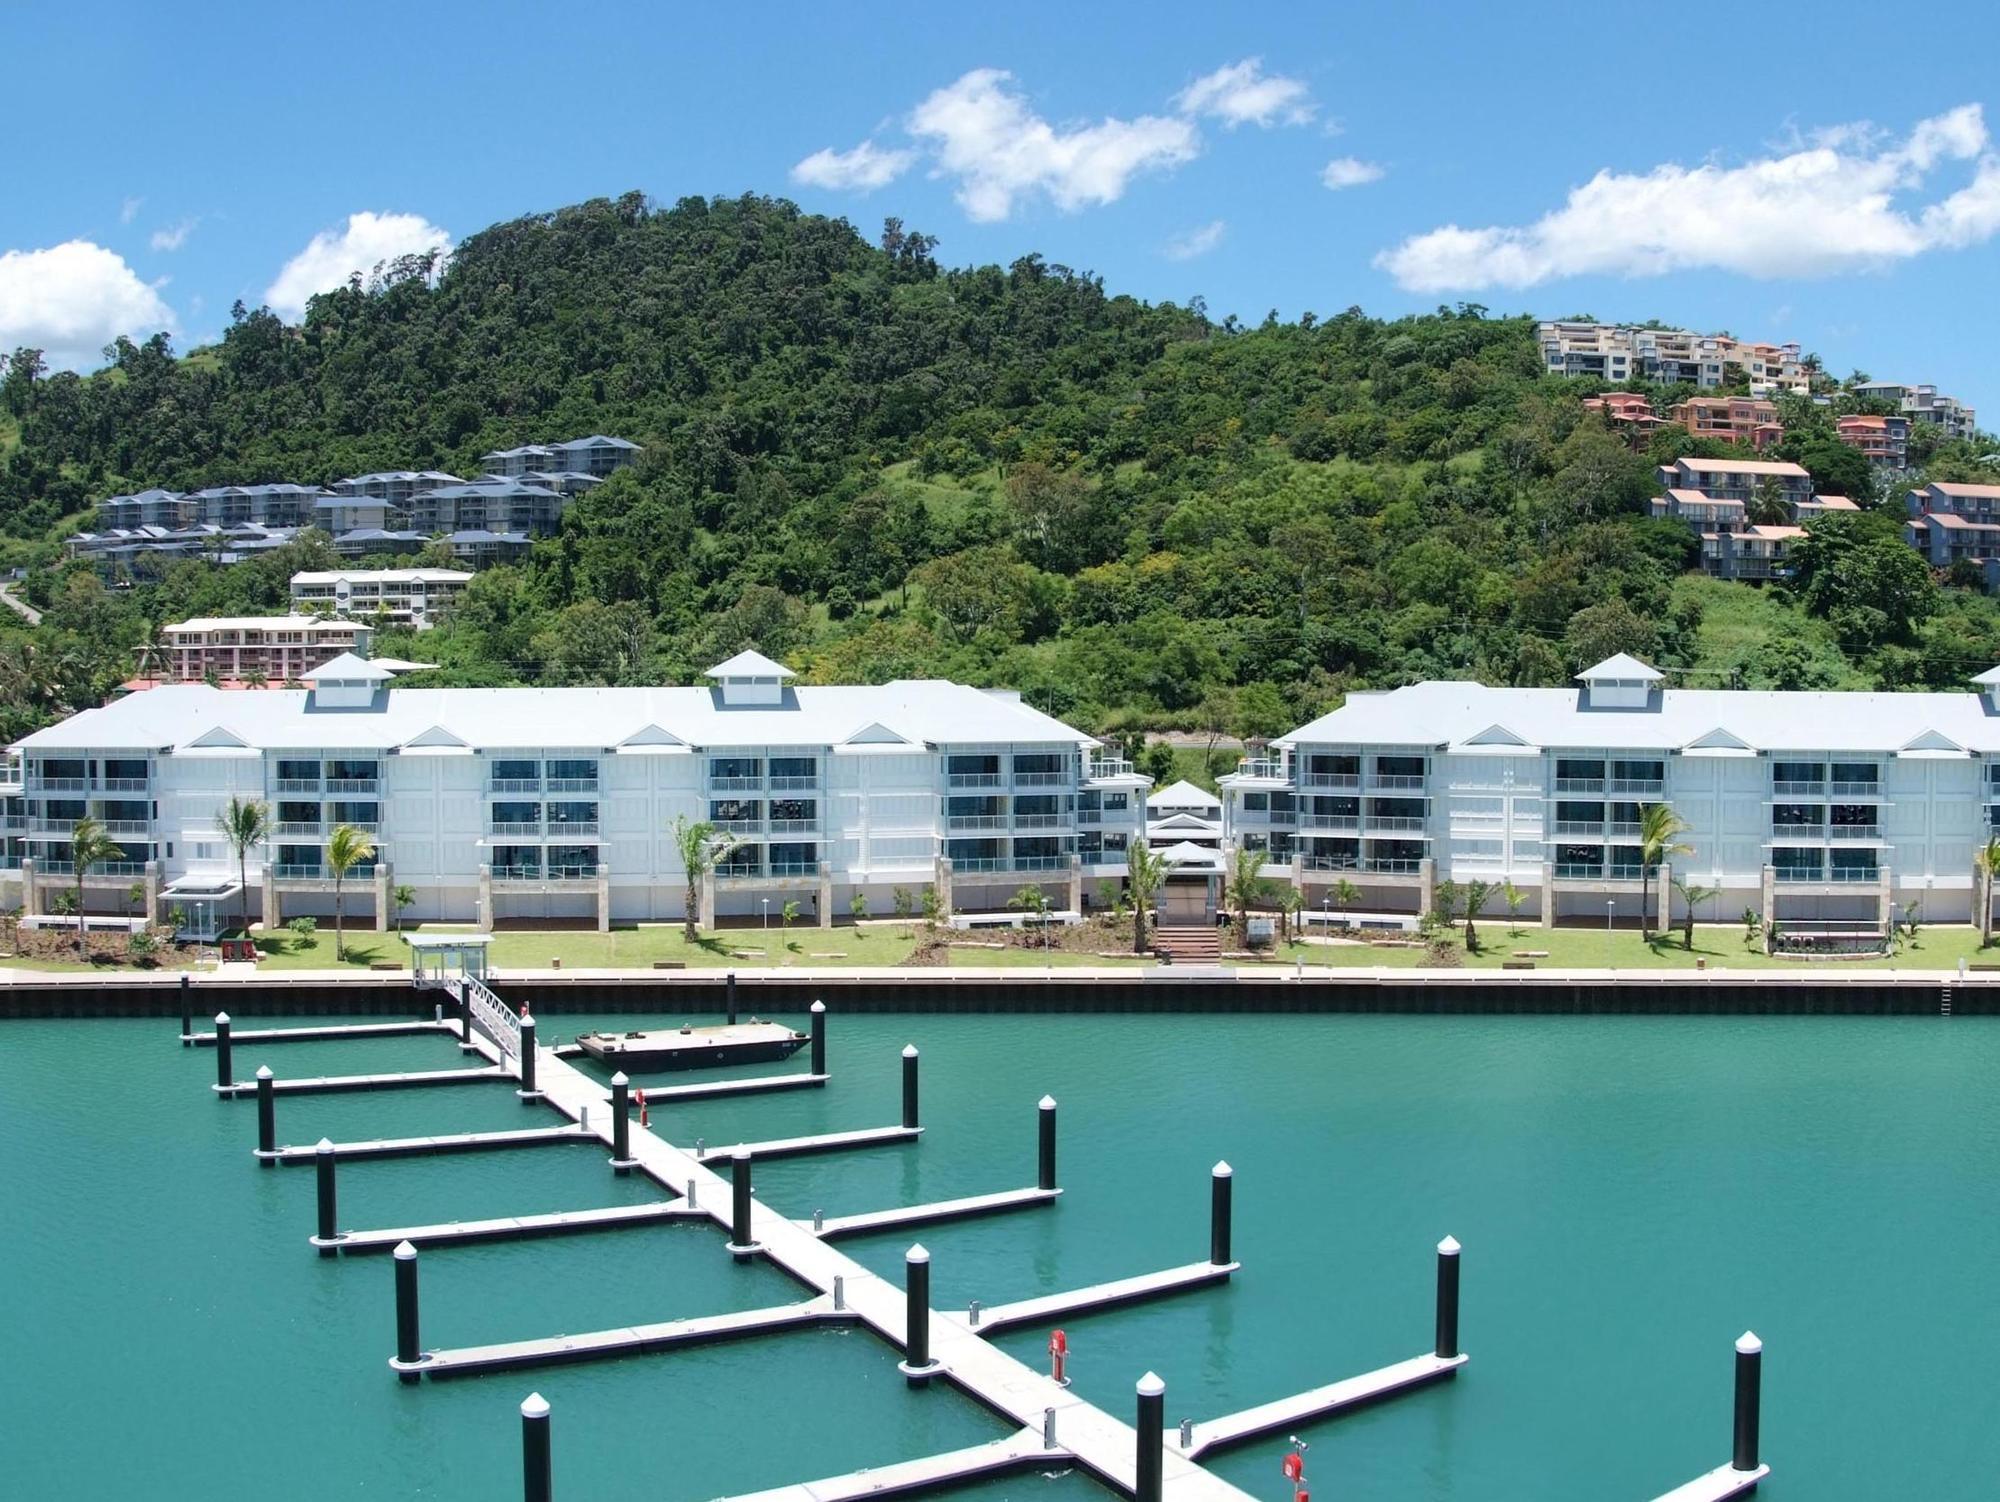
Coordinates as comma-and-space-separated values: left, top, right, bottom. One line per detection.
271, 1124, 590, 1163
1182, 1352, 1467, 1457
970, 1260, 1237, 1334
334, 1200, 701, 1253
707, 1427, 1059, 1502
1651, 1462, 1770, 1501
190, 1019, 455, 1046
815, 1186, 1059, 1240
398, 1295, 845, 1377
715, 1124, 922, 1161
223, 1063, 508, 1096
634, 1071, 828, 1103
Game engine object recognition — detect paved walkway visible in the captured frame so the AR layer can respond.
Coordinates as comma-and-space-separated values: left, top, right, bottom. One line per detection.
0, 582, 41, 625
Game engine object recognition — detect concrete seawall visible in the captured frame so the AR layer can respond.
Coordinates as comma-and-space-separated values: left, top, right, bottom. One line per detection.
1, 967, 1988, 1018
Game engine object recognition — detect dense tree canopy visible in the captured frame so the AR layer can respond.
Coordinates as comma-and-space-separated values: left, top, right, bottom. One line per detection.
1, 190, 1998, 750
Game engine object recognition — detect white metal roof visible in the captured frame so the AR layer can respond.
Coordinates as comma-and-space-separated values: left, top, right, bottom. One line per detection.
301, 652, 392, 682
704, 649, 795, 679
14, 679, 1099, 754
163, 615, 368, 635
291, 569, 474, 586
1147, 778, 1222, 810
1275, 678, 2000, 755
1576, 653, 1665, 682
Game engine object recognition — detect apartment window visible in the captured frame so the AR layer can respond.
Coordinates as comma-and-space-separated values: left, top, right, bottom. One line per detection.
709, 800, 761, 824
1242, 793, 1268, 812
1103, 791, 1129, 811
708, 756, 761, 782
769, 757, 817, 788
1771, 760, 1823, 789
1771, 804, 1824, 830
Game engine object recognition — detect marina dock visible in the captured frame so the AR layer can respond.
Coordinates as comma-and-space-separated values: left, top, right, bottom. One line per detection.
815, 1186, 1059, 1240
397, 1295, 847, 1377
1652, 1463, 1769, 1501
967, 1261, 1237, 1334
708, 1428, 1058, 1502
269, 1123, 591, 1163
219, 1063, 507, 1097
324, 1201, 700, 1254
623, 1070, 828, 1103
719, 1123, 922, 1161
187, 1019, 455, 1047
1179, 1353, 1468, 1456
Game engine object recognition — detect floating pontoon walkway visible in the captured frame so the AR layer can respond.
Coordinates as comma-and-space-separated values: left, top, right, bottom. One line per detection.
443, 1029, 1262, 1502
188, 1019, 455, 1047
711, 1124, 921, 1161
710, 1427, 1058, 1502
816, 1186, 1059, 1241
270, 1123, 591, 1164
1179, 1353, 1468, 1457
625, 1070, 828, 1104
396, 1294, 846, 1378
332, 1200, 701, 1255
1652, 1463, 1769, 1501
219, 1063, 508, 1097
965, 1261, 1238, 1335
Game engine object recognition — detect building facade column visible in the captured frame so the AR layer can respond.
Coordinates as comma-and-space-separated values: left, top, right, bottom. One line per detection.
142, 858, 162, 925
596, 863, 611, 933
373, 860, 391, 933
1067, 854, 1083, 915
934, 856, 954, 919
698, 867, 716, 931
477, 864, 493, 931
261, 862, 279, 929
1417, 856, 1436, 918
1878, 863, 1894, 935
1540, 859, 1555, 929
1760, 864, 1776, 954
1655, 861, 1671, 934
817, 860, 834, 928
19, 856, 38, 918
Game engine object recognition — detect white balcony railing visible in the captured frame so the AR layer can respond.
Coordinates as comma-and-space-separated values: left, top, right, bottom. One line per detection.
769, 775, 819, 792
948, 772, 1005, 789
489, 821, 541, 837
489, 778, 541, 794
947, 815, 1007, 831
1302, 772, 1359, 789
709, 775, 762, 792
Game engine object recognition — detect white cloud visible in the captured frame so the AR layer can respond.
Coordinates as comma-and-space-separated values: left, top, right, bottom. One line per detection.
120, 196, 142, 225
1321, 156, 1385, 190
1164, 220, 1226, 261
1377, 103, 2000, 292
908, 68, 1199, 222
264, 210, 452, 318
1174, 58, 1314, 129
791, 139, 917, 192
0, 240, 176, 371
149, 217, 198, 252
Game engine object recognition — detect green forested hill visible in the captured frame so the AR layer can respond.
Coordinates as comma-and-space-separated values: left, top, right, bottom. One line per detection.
3, 190, 1999, 752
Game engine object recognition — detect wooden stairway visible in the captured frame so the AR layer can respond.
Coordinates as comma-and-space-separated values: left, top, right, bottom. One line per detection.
1152, 926, 1222, 964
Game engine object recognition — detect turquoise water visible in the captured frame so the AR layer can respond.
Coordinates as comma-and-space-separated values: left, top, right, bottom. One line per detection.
6, 1010, 1997, 1499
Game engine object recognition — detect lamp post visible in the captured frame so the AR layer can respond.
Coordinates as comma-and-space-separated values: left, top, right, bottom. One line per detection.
1606, 896, 1615, 968
761, 897, 769, 931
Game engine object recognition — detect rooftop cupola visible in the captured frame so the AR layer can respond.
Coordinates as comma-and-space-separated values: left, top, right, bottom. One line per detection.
302, 651, 392, 710
1974, 664, 2000, 711
704, 648, 795, 707
1576, 653, 1663, 710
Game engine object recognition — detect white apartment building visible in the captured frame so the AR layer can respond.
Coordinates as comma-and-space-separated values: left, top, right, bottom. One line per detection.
481, 436, 641, 480
1538, 324, 1809, 392
1651, 457, 1856, 581
291, 568, 474, 627
157, 616, 375, 684
1851, 383, 1978, 442
2, 651, 1149, 932
1220, 655, 2000, 934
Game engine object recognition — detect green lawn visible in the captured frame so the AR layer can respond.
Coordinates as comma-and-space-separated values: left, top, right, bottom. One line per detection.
1279, 921, 1994, 971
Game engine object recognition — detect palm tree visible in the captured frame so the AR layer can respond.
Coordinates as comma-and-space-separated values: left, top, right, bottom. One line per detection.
66, 815, 124, 954
1224, 845, 1265, 946
392, 882, 416, 933
1745, 476, 1793, 526
1975, 834, 2000, 946
1125, 841, 1168, 956
1672, 876, 1722, 950
325, 824, 376, 961
1459, 878, 1495, 953
1637, 803, 1695, 939
217, 796, 269, 936
671, 814, 740, 943
1331, 877, 1360, 921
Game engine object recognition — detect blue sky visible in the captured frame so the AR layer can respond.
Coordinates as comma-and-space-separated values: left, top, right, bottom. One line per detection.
7, 0, 2000, 415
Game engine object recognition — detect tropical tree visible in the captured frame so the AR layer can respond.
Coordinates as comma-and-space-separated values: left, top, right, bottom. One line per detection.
1277, 883, 1305, 943
780, 898, 800, 930
1637, 804, 1695, 938
1429, 879, 1461, 935
670, 814, 740, 943
1745, 477, 1793, 527
325, 824, 376, 961
1125, 841, 1168, 956
66, 815, 124, 952
393, 882, 416, 933
1330, 877, 1360, 921
1671, 877, 1721, 950
1224, 844, 1265, 946
1501, 879, 1527, 935
1975, 834, 2000, 945
1459, 878, 1495, 953
849, 891, 869, 924
217, 796, 269, 935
